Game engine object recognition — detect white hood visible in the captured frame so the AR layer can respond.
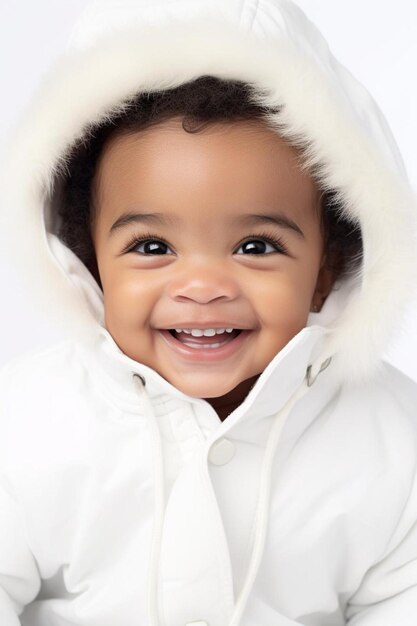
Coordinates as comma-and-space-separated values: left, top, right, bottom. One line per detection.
1, 0, 417, 386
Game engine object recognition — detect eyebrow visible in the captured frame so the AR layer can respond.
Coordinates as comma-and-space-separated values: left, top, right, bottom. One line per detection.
109, 211, 180, 236
237, 213, 305, 238
109, 210, 305, 239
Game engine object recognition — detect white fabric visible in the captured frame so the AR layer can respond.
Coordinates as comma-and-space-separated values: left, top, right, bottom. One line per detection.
1, 326, 417, 626
1, 1, 417, 625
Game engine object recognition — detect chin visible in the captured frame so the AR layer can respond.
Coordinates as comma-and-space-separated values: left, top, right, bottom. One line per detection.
171, 378, 237, 400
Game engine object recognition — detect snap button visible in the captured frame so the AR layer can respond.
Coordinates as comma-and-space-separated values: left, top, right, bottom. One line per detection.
208, 437, 235, 465
185, 622, 209, 626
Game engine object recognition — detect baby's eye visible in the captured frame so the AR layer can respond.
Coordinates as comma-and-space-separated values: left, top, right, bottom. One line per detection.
234, 236, 286, 255
130, 238, 174, 255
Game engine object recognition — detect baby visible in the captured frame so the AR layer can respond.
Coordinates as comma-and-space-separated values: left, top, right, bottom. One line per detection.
1, 1, 417, 625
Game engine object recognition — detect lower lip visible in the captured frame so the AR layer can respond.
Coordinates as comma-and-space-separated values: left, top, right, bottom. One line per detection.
158, 329, 252, 362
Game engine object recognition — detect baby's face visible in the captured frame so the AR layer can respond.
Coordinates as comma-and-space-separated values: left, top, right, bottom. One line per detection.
91, 117, 328, 400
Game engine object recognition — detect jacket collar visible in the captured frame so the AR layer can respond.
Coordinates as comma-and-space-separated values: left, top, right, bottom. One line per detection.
80, 314, 332, 437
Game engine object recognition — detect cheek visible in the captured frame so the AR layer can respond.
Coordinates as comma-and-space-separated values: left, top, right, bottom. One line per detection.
249, 269, 315, 338
102, 270, 158, 329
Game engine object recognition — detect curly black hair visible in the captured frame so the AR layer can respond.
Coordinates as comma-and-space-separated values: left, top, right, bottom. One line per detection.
57, 74, 362, 290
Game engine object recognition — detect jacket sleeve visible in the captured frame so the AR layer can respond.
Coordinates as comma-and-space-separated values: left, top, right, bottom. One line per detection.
0, 474, 42, 623
344, 463, 417, 625
0, 360, 42, 623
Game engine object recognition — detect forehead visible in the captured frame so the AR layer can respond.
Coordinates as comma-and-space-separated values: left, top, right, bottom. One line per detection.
93, 117, 319, 227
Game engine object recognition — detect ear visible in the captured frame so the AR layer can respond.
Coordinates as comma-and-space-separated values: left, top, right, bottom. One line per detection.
87, 254, 103, 291
310, 254, 337, 312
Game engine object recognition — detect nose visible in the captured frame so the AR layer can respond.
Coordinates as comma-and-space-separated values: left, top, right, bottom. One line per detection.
167, 261, 241, 304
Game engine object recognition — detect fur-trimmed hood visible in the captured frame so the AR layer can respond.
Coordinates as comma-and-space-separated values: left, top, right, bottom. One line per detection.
1, 0, 417, 386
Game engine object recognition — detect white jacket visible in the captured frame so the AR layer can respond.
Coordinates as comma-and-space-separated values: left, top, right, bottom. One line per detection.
1, 1, 417, 625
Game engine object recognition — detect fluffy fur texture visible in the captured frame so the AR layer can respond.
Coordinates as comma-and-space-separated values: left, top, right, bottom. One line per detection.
1, 2, 417, 387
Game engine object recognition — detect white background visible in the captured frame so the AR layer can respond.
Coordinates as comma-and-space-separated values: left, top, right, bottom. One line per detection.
1, 1, 416, 380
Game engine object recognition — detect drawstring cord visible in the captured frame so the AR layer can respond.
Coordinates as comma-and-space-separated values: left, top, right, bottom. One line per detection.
132, 357, 332, 626
228, 371, 314, 626
132, 373, 165, 626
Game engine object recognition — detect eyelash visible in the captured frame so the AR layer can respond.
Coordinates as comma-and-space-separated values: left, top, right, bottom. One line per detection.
123, 230, 289, 256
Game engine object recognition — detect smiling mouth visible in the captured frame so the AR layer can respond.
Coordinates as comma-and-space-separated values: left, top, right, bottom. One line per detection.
168, 328, 242, 348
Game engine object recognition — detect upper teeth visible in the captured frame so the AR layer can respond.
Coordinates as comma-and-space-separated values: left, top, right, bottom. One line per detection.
174, 328, 234, 336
